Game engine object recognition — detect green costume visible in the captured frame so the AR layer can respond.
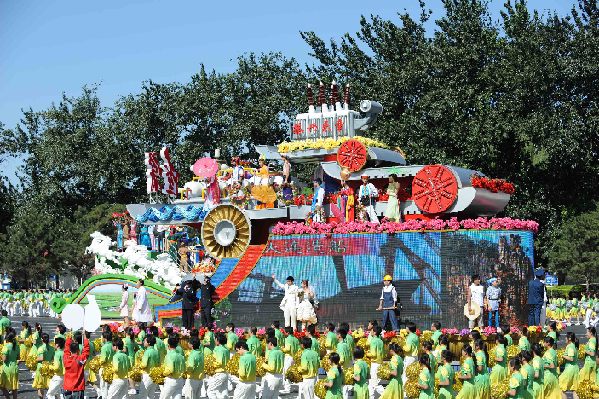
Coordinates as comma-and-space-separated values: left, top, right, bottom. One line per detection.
284, 334, 300, 356
369, 336, 384, 364
300, 349, 319, 379
226, 331, 238, 352
456, 357, 476, 399
164, 349, 185, 379
418, 367, 434, 399
124, 336, 138, 367
213, 345, 230, 373
344, 334, 355, 354
558, 342, 579, 391
490, 344, 508, 385
519, 336, 531, 352
353, 359, 369, 399
475, 349, 491, 399
580, 337, 596, 381
246, 335, 262, 358
238, 352, 257, 382
325, 331, 338, 352
32, 343, 55, 389
436, 363, 455, 399
112, 351, 131, 379
509, 371, 526, 399
543, 348, 561, 399
141, 346, 160, 372
0, 342, 20, 391
325, 366, 343, 399
382, 354, 404, 399
521, 363, 535, 399
263, 347, 284, 374
202, 331, 215, 355
336, 341, 352, 369
187, 349, 205, 380
531, 355, 544, 399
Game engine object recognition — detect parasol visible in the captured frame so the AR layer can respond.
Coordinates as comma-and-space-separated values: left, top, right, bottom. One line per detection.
192, 158, 219, 179
251, 185, 277, 203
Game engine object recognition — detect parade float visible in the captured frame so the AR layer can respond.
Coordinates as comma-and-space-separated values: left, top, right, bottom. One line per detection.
59, 82, 537, 328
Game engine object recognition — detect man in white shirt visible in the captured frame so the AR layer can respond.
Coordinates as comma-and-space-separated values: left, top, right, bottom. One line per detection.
467, 274, 484, 328
134, 279, 153, 324
376, 275, 399, 331
272, 275, 299, 330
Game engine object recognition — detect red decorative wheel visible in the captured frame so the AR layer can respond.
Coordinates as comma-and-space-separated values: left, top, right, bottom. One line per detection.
337, 139, 368, 172
412, 165, 458, 213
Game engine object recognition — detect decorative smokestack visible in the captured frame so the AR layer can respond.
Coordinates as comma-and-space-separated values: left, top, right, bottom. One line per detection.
330, 80, 338, 109
318, 81, 326, 112
307, 83, 315, 113
343, 83, 350, 110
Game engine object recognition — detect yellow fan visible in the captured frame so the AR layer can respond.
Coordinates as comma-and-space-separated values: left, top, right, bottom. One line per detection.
201, 204, 251, 259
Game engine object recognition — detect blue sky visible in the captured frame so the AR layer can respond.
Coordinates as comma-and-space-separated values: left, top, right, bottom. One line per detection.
0, 0, 575, 180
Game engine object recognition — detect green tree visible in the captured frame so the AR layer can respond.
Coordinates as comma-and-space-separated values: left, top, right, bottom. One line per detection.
548, 205, 599, 291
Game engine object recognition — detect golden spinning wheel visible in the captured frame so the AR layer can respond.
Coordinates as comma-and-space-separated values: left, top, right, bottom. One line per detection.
201, 204, 251, 259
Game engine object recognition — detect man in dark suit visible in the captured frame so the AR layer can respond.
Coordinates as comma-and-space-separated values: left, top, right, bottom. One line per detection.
200, 276, 216, 327
177, 280, 199, 330
527, 269, 546, 326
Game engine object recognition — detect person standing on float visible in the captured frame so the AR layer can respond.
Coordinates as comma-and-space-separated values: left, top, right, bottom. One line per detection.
272, 275, 299, 330
376, 275, 399, 331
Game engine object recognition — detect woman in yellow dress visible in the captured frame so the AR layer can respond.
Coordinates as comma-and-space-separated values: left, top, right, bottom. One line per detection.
18, 321, 32, 361
542, 336, 561, 399
456, 345, 477, 399
436, 350, 455, 399
580, 326, 597, 381
381, 343, 403, 399
490, 335, 509, 385
474, 339, 491, 399
531, 344, 544, 399
417, 354, 434, 399
0, 331, 20, 399
558, 332, 579, 392
32, 332, 55, 397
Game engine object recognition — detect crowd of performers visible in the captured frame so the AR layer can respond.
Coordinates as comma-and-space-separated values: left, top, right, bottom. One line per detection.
0, 290, 74, 319
0, 312, 598, 399
546, 295, 599, 327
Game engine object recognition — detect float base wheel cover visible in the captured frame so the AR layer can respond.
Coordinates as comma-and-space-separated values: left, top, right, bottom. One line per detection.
337, 139, 367, 172
412, 165, 458, 213
201, 204, 251, 259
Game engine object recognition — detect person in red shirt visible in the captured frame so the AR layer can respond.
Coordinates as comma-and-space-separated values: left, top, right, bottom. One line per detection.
63, 328, 90, 399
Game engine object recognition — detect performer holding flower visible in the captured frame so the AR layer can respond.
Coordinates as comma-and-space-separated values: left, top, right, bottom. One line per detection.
357, 176, 379, 223
296, 279, 317, 330
311, 178, 325, 223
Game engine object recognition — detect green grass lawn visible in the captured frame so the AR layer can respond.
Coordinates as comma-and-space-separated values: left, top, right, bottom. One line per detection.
79, 292, 169, 319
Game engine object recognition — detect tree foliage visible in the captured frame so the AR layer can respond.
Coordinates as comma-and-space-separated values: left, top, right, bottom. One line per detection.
549, 205, 599, 290
0, 0, 597, 283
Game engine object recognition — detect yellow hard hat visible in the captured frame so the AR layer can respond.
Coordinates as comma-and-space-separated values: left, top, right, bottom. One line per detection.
383, 275, 393, 281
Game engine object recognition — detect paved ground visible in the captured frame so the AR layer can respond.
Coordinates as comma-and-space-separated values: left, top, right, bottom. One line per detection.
9, 316, 591, 398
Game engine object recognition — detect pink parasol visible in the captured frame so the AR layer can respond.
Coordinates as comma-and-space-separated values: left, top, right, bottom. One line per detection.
192, 157, 219, 179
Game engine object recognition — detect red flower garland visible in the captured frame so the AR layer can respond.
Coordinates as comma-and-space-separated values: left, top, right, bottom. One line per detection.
471, 175, 515, 194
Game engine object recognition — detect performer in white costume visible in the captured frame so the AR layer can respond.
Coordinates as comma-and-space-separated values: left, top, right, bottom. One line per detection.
134, 279, 153, 324
272, 275, 300, 330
